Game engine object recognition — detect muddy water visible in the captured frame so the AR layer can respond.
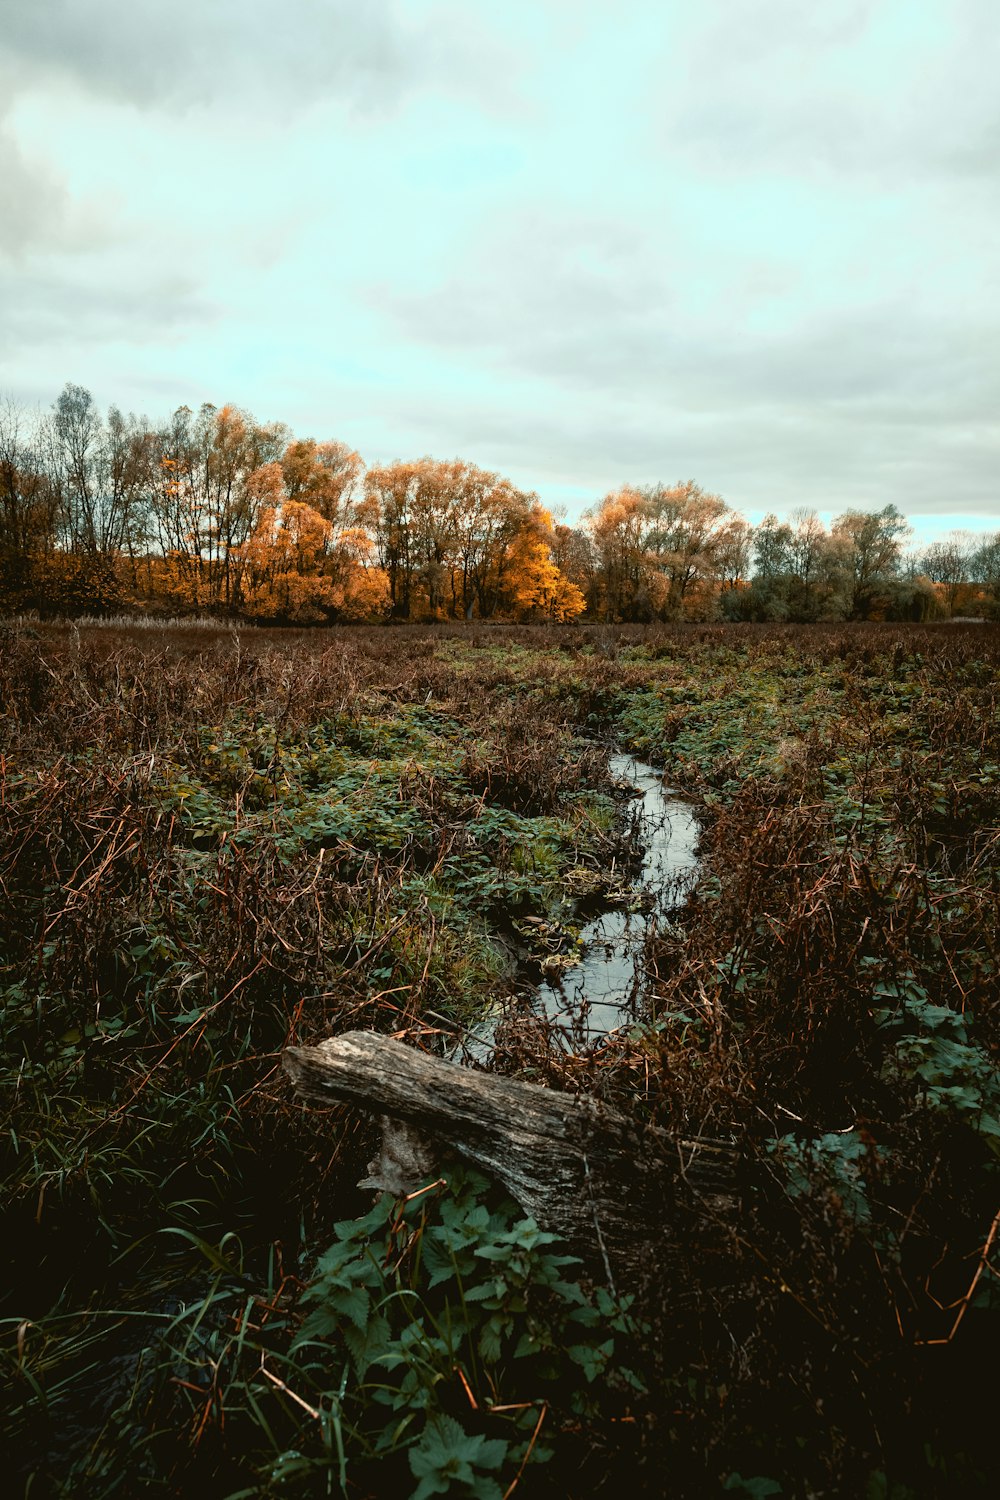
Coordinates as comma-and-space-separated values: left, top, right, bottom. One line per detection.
532, 754, 699, 1040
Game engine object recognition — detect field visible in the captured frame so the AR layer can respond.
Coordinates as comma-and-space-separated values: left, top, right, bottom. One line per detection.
1, 619, 998, 1497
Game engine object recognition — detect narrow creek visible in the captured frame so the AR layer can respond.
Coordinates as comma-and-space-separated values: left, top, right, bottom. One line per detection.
532, 753, 700, 1040
463, 753, 700, 1057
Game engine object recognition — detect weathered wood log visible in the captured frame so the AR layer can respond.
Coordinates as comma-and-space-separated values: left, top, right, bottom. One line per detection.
283, 1032, 737, 1288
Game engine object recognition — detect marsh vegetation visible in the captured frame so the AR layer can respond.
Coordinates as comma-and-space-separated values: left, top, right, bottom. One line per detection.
1, 619, 998, 1496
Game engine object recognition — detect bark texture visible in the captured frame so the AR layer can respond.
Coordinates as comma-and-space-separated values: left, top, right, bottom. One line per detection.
283, 1032, 737, 1287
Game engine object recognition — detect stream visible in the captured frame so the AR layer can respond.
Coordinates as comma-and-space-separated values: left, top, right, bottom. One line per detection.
462, 753, 700, 1057
532, 753, 700, 1039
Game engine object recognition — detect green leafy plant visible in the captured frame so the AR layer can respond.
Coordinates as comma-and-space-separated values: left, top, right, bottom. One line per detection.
875, 988, 1000, 1151
267, 1168, 643, 1497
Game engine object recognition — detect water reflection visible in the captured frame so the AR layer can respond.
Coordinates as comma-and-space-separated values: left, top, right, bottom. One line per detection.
460, 754, 699, 1061
532, 755, 699, 1038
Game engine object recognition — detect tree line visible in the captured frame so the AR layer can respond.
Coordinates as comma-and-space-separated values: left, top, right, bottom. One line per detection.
2, 384, 997, 623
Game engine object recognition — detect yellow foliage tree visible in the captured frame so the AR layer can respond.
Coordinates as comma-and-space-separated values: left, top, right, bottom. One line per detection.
236, 498, 338, 622
506, 508, 587, 621
234, 493, 391, 623
281, 438, 363, 524
334, 527, 392, 621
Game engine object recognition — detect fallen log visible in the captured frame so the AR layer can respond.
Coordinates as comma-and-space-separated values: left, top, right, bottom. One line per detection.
283, 1032, 737, 1288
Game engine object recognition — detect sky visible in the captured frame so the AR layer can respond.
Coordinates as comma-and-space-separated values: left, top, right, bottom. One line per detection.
1, 0, 997, 545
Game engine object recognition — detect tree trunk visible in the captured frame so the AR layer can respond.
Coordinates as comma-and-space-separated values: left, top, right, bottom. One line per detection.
283, 1032, 737, 1290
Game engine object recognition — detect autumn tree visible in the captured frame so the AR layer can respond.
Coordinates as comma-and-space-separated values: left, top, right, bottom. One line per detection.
970, 532, 1000, 617
503, 505, 586, 621
587, 487, 648, 620
714, 516, 753, 592
920, 532, 976, 617
640, 481, 731, 617
360, 457, 459, 617
831, 504, 910, 619
360, 457, 569, 621
199, 403, 288, 607
147, 402, 289, 609
551, 523, 598, 611
359, 460, 420, 617
450, 468, 539, 619
332, 526, 392, 621
281, 438, 362, 525
586, 480, 733, 620
236, 486, 340, 622
409, 460, 465, 615
232, 449, 389, 624
0, 397, 59, 603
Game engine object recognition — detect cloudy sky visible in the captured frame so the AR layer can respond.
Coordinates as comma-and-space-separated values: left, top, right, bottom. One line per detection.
1, 0, 997, 542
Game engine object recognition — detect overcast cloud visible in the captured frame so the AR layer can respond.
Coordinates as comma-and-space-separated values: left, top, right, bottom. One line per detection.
0, 0, 996, 541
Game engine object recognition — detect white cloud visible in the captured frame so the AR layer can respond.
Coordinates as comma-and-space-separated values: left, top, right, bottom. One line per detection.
0, 0, 996, 534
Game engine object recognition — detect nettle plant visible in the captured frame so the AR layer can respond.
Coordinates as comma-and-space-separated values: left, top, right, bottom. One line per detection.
266, 1168, 643, 1498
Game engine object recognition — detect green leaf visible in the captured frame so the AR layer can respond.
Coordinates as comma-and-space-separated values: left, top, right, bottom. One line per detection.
567, 1339, 614, 1381
408, 1415, 508, 1497
723, 1476, 783, 1497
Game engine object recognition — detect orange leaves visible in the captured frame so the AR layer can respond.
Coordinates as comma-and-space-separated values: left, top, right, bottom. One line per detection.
244, 462, 285, 517
338, 564, 392, 622
360, 460, 582, 621
506, 506, 587, 622
232, 496, 391, 624
587, 479, 734, 621
281, 438, 363, 524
